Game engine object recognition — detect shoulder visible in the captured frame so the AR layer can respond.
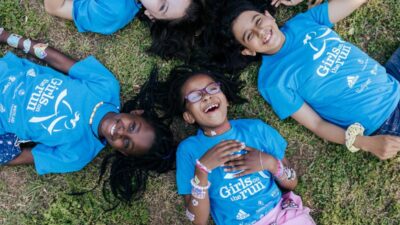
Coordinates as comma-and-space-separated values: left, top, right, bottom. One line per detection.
177, 135, 202, 156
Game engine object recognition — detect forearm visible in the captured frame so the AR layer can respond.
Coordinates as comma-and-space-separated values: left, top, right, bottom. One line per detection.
311, 119, 346, 145
328, 0, 368, 23
185, 168, 211, 225
264, 156, 298, 190
0, 29, 76, 73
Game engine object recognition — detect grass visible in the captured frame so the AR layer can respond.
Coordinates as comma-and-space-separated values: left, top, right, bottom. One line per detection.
0, 0, 399, 224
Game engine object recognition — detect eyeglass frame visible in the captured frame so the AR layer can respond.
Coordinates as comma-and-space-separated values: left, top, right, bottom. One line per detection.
184, 82, 222, 103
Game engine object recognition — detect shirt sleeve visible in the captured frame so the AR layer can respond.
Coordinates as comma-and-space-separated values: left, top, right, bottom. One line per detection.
176, 142, 196, 195
257, 120, 287, 160
260, 86, 304, 120
67, 56, 120, 105
31, 143, 94, 175
302, 2, 334, 28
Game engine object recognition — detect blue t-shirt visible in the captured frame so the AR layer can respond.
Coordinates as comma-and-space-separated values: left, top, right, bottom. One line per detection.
0, 52, 120, 174
176, 119, 287, 225
258, 3, 400, 135
73, 0, 141, 35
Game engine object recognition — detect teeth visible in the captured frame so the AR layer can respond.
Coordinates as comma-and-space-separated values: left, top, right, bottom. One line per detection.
264, 30, 272, 43
204, 103, 219, 113
110, 124, 116, 137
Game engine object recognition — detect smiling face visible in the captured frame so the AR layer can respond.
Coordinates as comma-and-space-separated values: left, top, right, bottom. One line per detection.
232, 10, 285, 56
181, 74, 229, 131
140, 0, 191, 20
99, 111, 155, 156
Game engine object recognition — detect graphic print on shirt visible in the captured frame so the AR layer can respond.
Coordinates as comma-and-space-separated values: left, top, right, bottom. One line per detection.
303, 28, 352, 77
27, 78, 80, 135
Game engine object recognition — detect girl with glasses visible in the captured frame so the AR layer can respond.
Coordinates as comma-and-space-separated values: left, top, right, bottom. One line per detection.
155, 65, 315, 225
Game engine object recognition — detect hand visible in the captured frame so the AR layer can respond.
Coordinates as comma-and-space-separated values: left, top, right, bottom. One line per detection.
356, 135, 400, 160
271, 0, 322, 8
223, 146, 276, 177
271, 0, 304, 7
199, 140, 245, 171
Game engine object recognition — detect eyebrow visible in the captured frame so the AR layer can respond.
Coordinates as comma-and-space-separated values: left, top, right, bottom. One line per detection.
242, 14, 259, 43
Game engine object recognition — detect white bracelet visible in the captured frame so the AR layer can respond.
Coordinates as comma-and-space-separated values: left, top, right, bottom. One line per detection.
345, 123, 365, 153
23, 39, 31, 54
0, 28, 4, 36
7, 34, 21, 48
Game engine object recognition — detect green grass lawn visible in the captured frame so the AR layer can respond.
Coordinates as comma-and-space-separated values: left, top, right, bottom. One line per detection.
1, 0, 399, 224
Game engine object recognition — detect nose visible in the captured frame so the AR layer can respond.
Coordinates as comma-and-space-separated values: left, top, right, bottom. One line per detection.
115, 125, 126, 138
201, 92, 211, 101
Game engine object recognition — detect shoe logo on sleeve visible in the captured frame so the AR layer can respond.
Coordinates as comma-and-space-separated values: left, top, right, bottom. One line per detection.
236, 209, 250, 220
347, 75, 359, 88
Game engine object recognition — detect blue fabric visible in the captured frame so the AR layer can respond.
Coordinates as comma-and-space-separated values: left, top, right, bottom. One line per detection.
0, 133, 21, 164
0, 52, 120, 174
73, 0, 141, 35
372, 48, 400, 136
258, 3, 400, 135
176, 119, 287, 225
385, 47, 400, 82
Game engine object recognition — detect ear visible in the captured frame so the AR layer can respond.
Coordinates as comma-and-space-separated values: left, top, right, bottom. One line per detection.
183, 111, 196, 124
144, 10, 155, 21
130, 109, 144, 116
241, 48, 257, 56
264, 10, 275, 20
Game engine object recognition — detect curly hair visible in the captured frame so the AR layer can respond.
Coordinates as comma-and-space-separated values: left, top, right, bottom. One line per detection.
98, 69, 176, 205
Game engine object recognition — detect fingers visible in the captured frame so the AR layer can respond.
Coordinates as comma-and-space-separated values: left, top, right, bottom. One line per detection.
214, 140, 245, 155
279, 0, 294, 6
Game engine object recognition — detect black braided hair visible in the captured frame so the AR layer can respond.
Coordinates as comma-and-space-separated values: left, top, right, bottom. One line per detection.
98, 69, 176, 204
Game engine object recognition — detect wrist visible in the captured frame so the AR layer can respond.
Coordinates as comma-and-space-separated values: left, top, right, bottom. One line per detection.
353, 135, 366, 151
262, 154, 277, 172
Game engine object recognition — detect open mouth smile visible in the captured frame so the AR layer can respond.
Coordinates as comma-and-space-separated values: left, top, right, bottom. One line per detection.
263, 29, 272, 44
204, 103, 220, 113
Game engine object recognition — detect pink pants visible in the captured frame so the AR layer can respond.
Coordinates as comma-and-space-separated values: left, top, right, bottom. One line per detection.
254, 192, 316, 225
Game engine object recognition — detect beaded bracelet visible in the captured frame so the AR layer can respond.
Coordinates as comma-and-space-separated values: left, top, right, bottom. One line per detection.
196, 159, 212, 174
190, 178, 211, 199
345, 123, 365, 153
7, 34, 21, 48
23, 39, 31, 54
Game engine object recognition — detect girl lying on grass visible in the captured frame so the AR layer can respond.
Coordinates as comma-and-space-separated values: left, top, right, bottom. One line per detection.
43, 0, 201, 35
214, 0, 400, 160
0, 28, 175, 202
158, 66, 315, 225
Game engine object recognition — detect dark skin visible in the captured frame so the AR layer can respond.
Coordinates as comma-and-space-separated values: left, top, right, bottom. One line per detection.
0, 28, 77, 165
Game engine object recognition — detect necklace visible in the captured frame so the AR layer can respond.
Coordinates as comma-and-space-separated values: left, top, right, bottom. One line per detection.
204, 122, 231, 137
89, 101, 104, 139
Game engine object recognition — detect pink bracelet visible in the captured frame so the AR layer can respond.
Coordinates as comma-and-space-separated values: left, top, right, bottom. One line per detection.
196, 159, 212, 174
273, 159, 284, 178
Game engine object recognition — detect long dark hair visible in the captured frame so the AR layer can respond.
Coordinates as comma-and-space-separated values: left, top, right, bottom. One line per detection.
138, 0, 206, 60
155, 65, 247, 120
195, 0, 276, 73
99, 70, 176, 205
